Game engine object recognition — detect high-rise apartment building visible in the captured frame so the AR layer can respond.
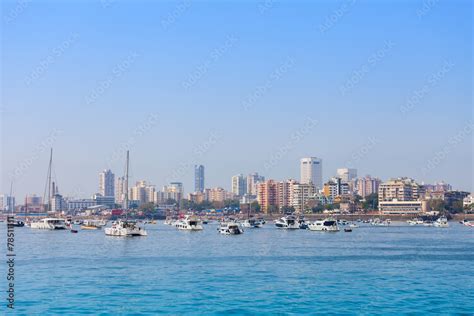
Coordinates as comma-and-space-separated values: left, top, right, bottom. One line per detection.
290, 182, 316, 213
99, 169, 115, 197
257, 180, 278, 213
336, 168, 357, 183
231, 174, 247, 196
0, 195, 15, 212
115, 176, 126, 204
300, 157, 323, 189
323, 177, 350, 200
378, 178, 423, 202
356, 175, 381, 198
247, 172, 265, 195
194, 165, 205, 193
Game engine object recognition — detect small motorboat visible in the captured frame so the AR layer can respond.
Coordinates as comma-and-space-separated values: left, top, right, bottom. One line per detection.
71, 229, 78, 233
344, 227, 352, 232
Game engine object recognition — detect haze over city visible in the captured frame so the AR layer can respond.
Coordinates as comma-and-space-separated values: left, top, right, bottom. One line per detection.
1, 1, 472, 199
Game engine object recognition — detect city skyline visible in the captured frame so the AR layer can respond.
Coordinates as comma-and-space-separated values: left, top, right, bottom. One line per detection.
1, 1, 472, 199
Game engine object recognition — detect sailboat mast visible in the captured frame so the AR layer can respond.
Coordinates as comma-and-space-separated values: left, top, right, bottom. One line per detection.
47, 148, 53, 213
124, 150, 129, 209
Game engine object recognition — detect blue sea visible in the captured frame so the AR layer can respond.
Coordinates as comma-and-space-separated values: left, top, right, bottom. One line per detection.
2, 221, 473, 315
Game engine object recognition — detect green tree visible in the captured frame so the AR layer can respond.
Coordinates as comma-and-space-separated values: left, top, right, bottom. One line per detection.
363, 193, 378, 210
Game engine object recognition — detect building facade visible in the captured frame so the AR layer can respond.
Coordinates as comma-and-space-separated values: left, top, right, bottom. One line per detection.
194, 165, 205, 193
99, 169, 115, 197
300, 157, 323, 189
336, 168, 357, 183
356, 175, 381, 198
231, 174, 247, 197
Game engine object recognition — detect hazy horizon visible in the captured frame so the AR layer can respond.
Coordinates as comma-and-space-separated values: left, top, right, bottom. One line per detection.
1, 0, 473, 199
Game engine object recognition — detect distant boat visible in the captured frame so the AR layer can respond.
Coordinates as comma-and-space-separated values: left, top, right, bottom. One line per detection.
274, 215, 299, 229
30, 218, 67, 230
218, 221, 243, 235
308, 218, 339, 232
434, 217, 449, 228
105, 220, 147, 236
174, 215, 203, 231
241, 218, 263, 228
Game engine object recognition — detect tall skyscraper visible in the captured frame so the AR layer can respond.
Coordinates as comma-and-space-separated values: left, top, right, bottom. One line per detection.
300, 157, 323, 189
336, 168, 357, 183
99, 169, 115, 197
231, 174, 247, 196
115, 176, 125, 204
194, 165, 205, 193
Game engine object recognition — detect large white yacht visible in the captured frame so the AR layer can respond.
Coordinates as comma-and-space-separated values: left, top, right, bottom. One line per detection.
434, 216, 449, 228
308, 218, 339, 232
30, 218, 67, 230
174, 215, 203, 231
274, 215, 299, 229
241, 218, 263, 228
218, 222, 244, 235
105, 220, 148, 236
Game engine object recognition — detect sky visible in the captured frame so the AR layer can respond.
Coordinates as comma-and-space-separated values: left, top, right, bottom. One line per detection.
1, 0, 473, 200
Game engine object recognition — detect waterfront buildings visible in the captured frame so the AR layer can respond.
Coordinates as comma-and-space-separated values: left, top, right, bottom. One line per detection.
115, 176, 126, 204
0, 194, 15, 212
232, 174, 247, 197
356, 175, 381, 198
336, 168, 357, 183
247, 172, 265, 195
300, 157, 323, 189
257, 180, 278, 213
378, 178, 424, 213
323, 178, 350, 200
194, 165, 205, 193
67, 199, 96, 212
290, 182, 316, 213
464, 195, 474, 208
99, 169, 115, 197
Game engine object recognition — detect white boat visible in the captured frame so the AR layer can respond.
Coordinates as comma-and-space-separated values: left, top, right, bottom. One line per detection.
218, 222, 244, 235
349, 223, 359, 228
105, 220, 147, 236
372, 218, 391, 226
241, 218, 263, 228
30, 218, 67, 230
174, 215, 203, 231
460, 219, 474, 227
434, 217, 449, 228
423, 221, 434, 227
274, 215, 299, 229
308, 218, 339, 232
81, 220, 104, 230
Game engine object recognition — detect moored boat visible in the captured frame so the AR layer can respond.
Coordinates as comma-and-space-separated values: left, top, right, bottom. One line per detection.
105, 220, 147, 236
174, 215, 203, 231
218, 221, 244, 235
274, 215, 299, 229
30, 218, 67, 230
308, 218, 339, 232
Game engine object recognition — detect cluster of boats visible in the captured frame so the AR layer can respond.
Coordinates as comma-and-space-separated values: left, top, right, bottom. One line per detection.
407, 217, 449, 228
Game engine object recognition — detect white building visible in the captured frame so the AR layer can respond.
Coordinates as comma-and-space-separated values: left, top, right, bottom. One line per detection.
290, 183, 316, 213
300, 157, 323, 189
67, 199, 96, 212
99, 169, 115, 197
336, 168, 357, 183
115, 176, 126, 204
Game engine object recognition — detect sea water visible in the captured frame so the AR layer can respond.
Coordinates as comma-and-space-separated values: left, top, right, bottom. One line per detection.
2, 222, 473, 315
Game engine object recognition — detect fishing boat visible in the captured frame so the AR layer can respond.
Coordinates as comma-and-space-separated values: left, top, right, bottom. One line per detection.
434, 216, 449, 228
30, 218, 67, 230
274, 215, 299, 229
308, 218, 339, 232
218, 221, 244, 235
174, 215, 203, 231
105, 220, 147, 236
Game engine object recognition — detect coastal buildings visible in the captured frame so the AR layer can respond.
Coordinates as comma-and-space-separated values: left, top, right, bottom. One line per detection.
232, 174, 247, 197
247, 172, 265, 195
336, 168, 357, 183
115, 176, 126, 204
257, 180, 278, 213
378, 178, 424, 214
99, 169, 115, 197
194, 165, 205, 193
356, 175, 381, 198
323, 178, 349, 200
300, 157, 323, 189
0, 194, 15, 212
290, 182, 316, 213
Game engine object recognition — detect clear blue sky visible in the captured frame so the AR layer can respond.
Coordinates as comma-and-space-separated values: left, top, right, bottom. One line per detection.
1, 0, 472, 199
